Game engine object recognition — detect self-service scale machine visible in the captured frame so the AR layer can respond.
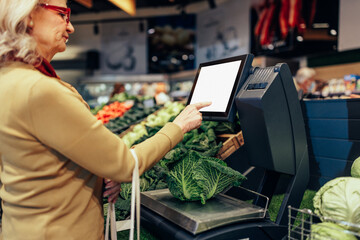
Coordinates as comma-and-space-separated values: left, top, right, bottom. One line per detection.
140, 54, 309, 240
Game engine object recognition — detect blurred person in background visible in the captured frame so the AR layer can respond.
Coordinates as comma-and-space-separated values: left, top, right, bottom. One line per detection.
294, 67, 327, 99
0, 0, 211, 239
294, 67, 317, 95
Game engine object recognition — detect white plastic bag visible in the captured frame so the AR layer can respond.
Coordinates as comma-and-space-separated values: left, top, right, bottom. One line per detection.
105, 149, 140, 240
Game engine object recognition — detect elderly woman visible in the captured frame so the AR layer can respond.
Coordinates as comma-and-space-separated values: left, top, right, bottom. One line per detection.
0, 0, 210, 239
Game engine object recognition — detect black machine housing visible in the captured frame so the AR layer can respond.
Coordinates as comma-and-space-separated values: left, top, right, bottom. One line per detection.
234, 63, 309, 226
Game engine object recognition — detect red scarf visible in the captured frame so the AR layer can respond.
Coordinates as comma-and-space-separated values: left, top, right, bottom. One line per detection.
35, 58, 60, 79
34, 58, 90, 110
36, 58, 90, 109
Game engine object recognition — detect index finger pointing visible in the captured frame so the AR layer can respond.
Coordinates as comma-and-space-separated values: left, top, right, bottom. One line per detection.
192, 101, 212, 110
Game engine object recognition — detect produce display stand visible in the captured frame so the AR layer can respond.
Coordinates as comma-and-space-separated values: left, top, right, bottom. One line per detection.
116, 103, 179, 137
140, 63, 310, 239
216, 131, 244, 160
300, 98, 360, 190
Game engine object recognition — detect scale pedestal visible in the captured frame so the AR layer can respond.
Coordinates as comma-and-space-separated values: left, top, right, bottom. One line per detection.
141, 204, 287, 240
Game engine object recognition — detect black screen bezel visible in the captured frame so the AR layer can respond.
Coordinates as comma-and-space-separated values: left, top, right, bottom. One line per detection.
187, 54, 251, 120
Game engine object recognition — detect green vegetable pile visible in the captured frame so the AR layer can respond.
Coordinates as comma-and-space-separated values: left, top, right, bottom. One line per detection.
145, 101, 184, 127
110, 92, 152, 103
161, 121, 223, 164
105, 103, 161, 134
104, 102, 245, 220
118, 120, 243, 201
121, 101, 185, 147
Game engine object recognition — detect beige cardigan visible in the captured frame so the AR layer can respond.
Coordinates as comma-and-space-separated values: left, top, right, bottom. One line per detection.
0, 62, 183, 240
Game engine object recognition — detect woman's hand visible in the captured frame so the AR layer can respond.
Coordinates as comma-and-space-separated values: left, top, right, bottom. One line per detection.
173, 102, 211, 134
103, 179, 122, 203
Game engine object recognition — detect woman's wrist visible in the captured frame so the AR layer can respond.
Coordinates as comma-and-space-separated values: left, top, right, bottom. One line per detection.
173, 120, 186, 134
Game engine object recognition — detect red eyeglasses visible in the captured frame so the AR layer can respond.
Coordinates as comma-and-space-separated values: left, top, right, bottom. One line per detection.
39, 3, 71, 25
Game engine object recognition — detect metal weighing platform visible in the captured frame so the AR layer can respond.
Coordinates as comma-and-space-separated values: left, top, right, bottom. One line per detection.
140, 56, 310, 240
141, 188, 267, 235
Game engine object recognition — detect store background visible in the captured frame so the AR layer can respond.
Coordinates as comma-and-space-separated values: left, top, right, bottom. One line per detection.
52, 0, 360, 88
0, 0, 359, 238
52, 0, 360, 191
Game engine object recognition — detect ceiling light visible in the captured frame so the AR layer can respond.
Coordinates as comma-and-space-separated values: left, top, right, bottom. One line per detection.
330, 29, 337, 36
74, 0, 93, 8
108, 0, 136, 16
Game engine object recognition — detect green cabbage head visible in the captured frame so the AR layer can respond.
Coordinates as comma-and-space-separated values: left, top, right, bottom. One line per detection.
313, 177, 360, 231
308, 222, 357, 240
351, 156, 360, 178
167, 150, 246, 204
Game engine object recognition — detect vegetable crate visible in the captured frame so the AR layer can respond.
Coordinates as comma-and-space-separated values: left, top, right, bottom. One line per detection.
216, 131, 244, 160
287, 206, 360, 240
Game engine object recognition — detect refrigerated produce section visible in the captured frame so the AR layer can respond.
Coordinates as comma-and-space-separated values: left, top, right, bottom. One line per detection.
140, 54, 310, 239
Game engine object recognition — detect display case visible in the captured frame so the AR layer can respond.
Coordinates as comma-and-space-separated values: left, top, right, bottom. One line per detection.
76, 70, 197, 108
76, 73, 168, 108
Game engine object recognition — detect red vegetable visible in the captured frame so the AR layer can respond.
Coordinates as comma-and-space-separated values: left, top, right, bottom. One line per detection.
289, 0, 306, 33
95, 101, 132, 124
255, 7, 269, 37
260, 3, 276, 46
279, 0, 290, 39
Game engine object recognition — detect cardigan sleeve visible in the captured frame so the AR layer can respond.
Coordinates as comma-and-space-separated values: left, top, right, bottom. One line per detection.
0, 153, 2, 187
28, 77, 183, 182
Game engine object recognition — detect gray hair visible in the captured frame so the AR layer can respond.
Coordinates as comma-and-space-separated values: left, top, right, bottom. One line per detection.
0, 0, 42, 66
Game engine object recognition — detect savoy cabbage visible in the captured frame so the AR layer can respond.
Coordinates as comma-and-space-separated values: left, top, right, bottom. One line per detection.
313, 177, 360, 231
167, 150, 246, 204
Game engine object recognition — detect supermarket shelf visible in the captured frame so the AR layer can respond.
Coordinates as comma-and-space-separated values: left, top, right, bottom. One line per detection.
79, 70, 197, 84
168, 69, 197, 82
313, 62, 360, 80
79, 73, 168, 84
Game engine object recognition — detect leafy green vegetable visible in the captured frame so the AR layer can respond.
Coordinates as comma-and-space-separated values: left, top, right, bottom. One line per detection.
193, 156, 244, 204
161, 148, 186, 168
103, 198, 131, 222
90, 103, 106, 115
120, 178, 150, 200
145, 102, 184, 127
143, 163, 168, 190
200, 118, 241, 135
308, 222, 357, 240
351, 156, 360, 178
167, 151, 201, 202
199, 121, 219, 132
167, 151, 246, 204
313, 177, 360, 231
119, 182, 132, 200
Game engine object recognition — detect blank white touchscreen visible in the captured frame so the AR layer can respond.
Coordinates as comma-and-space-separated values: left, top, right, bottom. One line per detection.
189, 60, 242, 112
